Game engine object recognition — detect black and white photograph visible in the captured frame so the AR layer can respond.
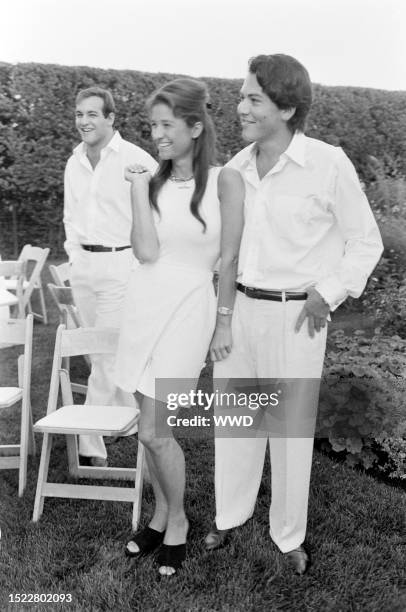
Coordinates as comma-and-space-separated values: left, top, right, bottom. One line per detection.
0, 0, 405, 610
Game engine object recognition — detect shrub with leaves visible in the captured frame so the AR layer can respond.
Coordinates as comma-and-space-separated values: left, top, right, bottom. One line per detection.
365, 158, 406, 221
1, 61, 406, 255
317, 330, 406, 479
355, 255, 406, 337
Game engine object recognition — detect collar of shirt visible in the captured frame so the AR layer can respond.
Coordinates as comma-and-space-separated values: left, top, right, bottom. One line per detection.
73, 130, 122, 165
240, 131, 307, 184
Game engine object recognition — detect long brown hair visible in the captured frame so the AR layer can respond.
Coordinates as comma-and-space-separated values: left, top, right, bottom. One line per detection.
147, 78, 217, 231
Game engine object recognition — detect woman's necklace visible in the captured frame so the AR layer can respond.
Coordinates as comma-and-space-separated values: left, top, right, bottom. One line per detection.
169, 174, 194, 189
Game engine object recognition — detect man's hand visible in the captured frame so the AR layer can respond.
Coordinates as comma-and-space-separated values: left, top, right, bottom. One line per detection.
295, 288, 330, 338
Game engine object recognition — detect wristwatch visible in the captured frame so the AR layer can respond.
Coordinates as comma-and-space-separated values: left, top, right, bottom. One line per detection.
217, 306, 233, 315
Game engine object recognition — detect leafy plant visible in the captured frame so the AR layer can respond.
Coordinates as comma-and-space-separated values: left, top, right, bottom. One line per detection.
318, 330, 406, 478
356, 255, 406, 337
1, 61, 406, 254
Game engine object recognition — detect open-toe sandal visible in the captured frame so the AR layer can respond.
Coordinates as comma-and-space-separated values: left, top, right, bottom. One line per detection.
156, 542, 186, 575
156, 519, 190, 575
125, 526, 165, 558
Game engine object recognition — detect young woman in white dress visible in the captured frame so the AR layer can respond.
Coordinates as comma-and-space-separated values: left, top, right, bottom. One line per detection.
114, 78, 244, 576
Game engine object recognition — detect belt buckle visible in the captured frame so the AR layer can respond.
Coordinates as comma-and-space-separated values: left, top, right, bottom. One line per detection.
249, 286, 262, 298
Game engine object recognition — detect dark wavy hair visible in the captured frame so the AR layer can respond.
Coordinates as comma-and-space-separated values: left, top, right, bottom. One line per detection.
147, 78, 217, 231
75, 87, 116, 118
249, 54, 312, 133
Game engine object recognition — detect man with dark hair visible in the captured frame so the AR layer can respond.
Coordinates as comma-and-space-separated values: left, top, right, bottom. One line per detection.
64, 87, 157, 465
206, 54, 383, 573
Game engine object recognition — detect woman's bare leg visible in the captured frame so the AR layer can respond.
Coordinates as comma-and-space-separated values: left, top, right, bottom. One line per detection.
144, 448, 168, 531
127, 393, 168, 555
137, 394, 188, 575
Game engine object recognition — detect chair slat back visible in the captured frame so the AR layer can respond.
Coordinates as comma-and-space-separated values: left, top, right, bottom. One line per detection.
0, 317, 27, 345
60, 326, 119, 358
59, 368, 74, 406
49, 263, 70, 286
0, 260, 25, 318
48, 284, 75, 307
19, 244, 49, 263
21, 315, 33, 390
46, 324, 64, 415
18, 245, 50, 306
0, 260, 26, 278
47, 283, 84, 330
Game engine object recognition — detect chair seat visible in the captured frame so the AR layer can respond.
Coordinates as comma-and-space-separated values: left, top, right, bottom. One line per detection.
4, 279, 30, 290
34, 404, 140, 435
0, 387, 23, 407
0, 288, 18, 307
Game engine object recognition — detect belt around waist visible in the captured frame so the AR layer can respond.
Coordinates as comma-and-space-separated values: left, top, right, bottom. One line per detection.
81, 244, 131, 252
236, 283, 307, 301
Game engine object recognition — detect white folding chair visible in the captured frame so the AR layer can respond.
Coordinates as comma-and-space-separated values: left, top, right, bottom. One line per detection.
47, 283, 90, 395
49, 262, 71, 287
47, 283, 84, 330
0, 260, 26, 318
0, 314, 35, 496
4, 245, 50, 324
32, 325, 145, 530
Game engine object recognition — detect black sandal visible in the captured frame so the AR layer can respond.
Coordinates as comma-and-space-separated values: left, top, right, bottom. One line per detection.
156, 543, 186, 574
156, 519, 190, 575
125, 526, 165, 558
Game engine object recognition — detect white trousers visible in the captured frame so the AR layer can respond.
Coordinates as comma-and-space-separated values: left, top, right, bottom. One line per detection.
214, 291, 327, 553
70, 248, 136, 459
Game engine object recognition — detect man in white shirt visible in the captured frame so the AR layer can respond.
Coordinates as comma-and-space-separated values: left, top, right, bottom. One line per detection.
206, 55, 383, 573
64, 87, 157, 465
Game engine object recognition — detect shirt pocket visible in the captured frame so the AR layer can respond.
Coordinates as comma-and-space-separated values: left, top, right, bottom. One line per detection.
269, 195, 327, 236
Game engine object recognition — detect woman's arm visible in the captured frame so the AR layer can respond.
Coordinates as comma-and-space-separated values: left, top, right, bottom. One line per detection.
209, 167, 245, 362
124, 164, 160, 263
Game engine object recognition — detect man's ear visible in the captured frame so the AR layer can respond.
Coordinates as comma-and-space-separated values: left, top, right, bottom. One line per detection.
281, 107, 296, 122
107, 112, 115, 126
192, 121, 203, 139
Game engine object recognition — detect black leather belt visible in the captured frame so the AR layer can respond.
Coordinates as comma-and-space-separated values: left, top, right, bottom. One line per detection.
81, 245, 131, 252
236, 283, 307, 301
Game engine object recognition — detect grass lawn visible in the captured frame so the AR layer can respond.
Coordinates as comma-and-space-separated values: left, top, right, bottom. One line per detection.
0, 264, 405, 612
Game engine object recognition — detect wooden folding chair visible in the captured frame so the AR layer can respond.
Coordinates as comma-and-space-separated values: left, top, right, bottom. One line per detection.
0, 260, 26, 318
49, 262, 71, 287
4, 245, 50, 324
32, 325, 145, 530
47, 283, 89, 395
47, 283, 85, 330
0, 314, 35, 496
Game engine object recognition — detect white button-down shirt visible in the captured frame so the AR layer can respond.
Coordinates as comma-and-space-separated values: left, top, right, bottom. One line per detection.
227, 132, 383, 310
63, 131, 158, 261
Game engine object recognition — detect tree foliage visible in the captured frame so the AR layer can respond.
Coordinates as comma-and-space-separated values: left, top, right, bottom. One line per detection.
1, 61, 405, 255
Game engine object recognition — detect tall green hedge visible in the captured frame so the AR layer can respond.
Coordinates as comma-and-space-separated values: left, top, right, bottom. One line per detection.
1, 62, 405, 255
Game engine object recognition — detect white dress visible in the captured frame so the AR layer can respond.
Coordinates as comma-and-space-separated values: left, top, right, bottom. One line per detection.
115, 166, 222, 399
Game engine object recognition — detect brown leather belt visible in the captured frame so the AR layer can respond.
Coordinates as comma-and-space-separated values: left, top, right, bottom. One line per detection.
81, 245, 131, 252
236, 283, 307, 301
